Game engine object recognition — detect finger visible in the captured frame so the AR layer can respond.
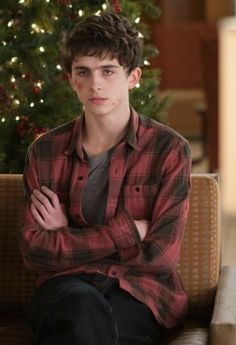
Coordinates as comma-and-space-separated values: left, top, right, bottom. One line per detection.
32, 189, 54, 213
31, 193, 52, 218
41, 186, 60, 209
30, 203, 47, 229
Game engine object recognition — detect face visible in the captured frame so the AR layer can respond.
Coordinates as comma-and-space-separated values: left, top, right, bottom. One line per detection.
68, 55, 141, 118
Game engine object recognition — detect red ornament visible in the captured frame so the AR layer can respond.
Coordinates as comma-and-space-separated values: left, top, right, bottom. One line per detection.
0, 84, 10, 108
32, 86, 41, 95
34, 127, 48, 139
16, 116, 32, 138
112, 0, 122, 13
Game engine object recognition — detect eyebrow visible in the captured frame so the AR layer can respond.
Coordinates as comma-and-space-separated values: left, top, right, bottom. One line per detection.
73, 64, 119, 70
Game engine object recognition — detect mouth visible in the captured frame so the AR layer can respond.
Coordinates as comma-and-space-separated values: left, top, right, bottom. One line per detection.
89, 97, 107, 104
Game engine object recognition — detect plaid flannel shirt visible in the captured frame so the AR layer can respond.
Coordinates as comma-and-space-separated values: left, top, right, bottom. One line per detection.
20, 107, 191, 328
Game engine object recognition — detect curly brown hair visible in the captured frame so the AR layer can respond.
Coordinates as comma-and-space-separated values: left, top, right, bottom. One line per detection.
60, 12, 143, 75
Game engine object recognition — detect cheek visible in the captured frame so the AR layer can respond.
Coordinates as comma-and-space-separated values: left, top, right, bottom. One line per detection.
74, 81, 83, 90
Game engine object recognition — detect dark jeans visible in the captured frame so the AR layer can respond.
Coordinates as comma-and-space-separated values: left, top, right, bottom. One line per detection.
28, 273, 164, 345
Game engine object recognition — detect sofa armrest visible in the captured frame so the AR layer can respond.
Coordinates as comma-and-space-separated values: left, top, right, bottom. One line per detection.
210, 266, 236, 345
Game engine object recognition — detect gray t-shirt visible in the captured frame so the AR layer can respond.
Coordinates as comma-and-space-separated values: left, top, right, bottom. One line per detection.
82, 149, 112, 226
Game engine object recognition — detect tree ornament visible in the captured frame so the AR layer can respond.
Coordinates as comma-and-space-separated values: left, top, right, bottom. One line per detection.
112, 0, 122, 13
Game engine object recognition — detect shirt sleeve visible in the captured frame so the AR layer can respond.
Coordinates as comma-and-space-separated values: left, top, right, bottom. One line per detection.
119, 141, 192, 275
19, 146, 141, 272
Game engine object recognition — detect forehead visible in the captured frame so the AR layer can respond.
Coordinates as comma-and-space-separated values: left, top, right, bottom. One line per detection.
71, 55, 122, 69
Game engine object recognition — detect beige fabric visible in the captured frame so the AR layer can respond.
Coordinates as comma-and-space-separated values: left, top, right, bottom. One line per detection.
210, 266, 236, 345
166, 324, 208, 345
177, 174, 221, 318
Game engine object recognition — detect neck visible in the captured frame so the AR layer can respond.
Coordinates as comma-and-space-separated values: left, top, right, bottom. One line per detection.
82, 106, 130, 156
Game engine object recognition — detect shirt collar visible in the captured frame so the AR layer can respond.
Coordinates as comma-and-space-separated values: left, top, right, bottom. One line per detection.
64, 106, 141, 158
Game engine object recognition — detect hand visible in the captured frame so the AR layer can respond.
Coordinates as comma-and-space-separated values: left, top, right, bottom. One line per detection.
30, 186, 68, 230
134, 219, 150, 241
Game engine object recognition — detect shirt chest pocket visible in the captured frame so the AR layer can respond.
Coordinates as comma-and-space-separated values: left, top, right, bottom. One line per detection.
123, 185, 158, 220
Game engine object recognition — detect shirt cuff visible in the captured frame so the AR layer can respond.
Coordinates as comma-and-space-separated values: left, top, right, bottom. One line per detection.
108, 209, 141, 249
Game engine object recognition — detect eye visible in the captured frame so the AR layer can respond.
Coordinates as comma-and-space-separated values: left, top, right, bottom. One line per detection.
103, 69, 114, 76
76, 70, 89, 77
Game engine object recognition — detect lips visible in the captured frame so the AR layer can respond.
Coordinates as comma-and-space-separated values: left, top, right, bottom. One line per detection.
89, 96, 107, 104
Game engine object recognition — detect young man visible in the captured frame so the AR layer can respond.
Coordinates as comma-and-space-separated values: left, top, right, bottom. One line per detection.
20, 12, 191, 345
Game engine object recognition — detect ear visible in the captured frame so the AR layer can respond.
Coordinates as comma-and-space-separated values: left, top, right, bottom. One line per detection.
128, 67, 142, 90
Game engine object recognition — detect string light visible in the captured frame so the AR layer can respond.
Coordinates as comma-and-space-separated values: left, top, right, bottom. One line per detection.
138, 32, 144, 38
1, 118, 6, 123
95, 10, 101, 16
39, 46, 45, 52
135, 17, 140, 24
135, 83, 140, 88
2, 41, 7, 46
78, 10, 84, 17
30, 102, 35, 107
7, 20, 14, 27
56, 64, 62, 70
11, 75, 16, 83
143, 60, 150, 66
19, 0, 25, 3
102, 3, 107, 10
11, 57, 18, 64
13, 99, 20, 105
40, 99, 44, 103
15, 116, 20, 121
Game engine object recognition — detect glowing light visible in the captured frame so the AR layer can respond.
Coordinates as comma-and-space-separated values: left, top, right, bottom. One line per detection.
45, 0, 50, 2
31, 23, 41, 33
13, 99, 20, 105
138, 32, 144, 38
8, 20, 14, 27
36, 82, 42, 88
30, 102, 35, 107
54, 16, 58, 20
143, 60, 150, 66
56, 64, 62, 70
11, 75, 16, 83
40, 99, 44, 103
39, 46, 45, 52
102, 3, 107, 10
2, 41, 7, 46
19, 0, 25, 3
78, 10, 84, 17
95, 10, 101, 16
11, 57, 18, 63
1, 118, 6, 123
15, 116, 20, 121
135, 83, 140, 88
135, 17, 140, 24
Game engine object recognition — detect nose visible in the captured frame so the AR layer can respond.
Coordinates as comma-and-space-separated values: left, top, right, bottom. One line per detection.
90, 71, 102, 91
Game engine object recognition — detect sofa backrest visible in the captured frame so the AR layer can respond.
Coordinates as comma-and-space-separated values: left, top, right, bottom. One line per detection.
0, 174, 220, 318
0, 174, 36, 315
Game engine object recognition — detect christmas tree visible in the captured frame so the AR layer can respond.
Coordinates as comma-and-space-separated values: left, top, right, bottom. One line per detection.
0, 0, 168, 173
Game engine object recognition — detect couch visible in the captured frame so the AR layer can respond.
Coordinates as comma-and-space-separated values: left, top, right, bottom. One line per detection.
0, 173, 236, 344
